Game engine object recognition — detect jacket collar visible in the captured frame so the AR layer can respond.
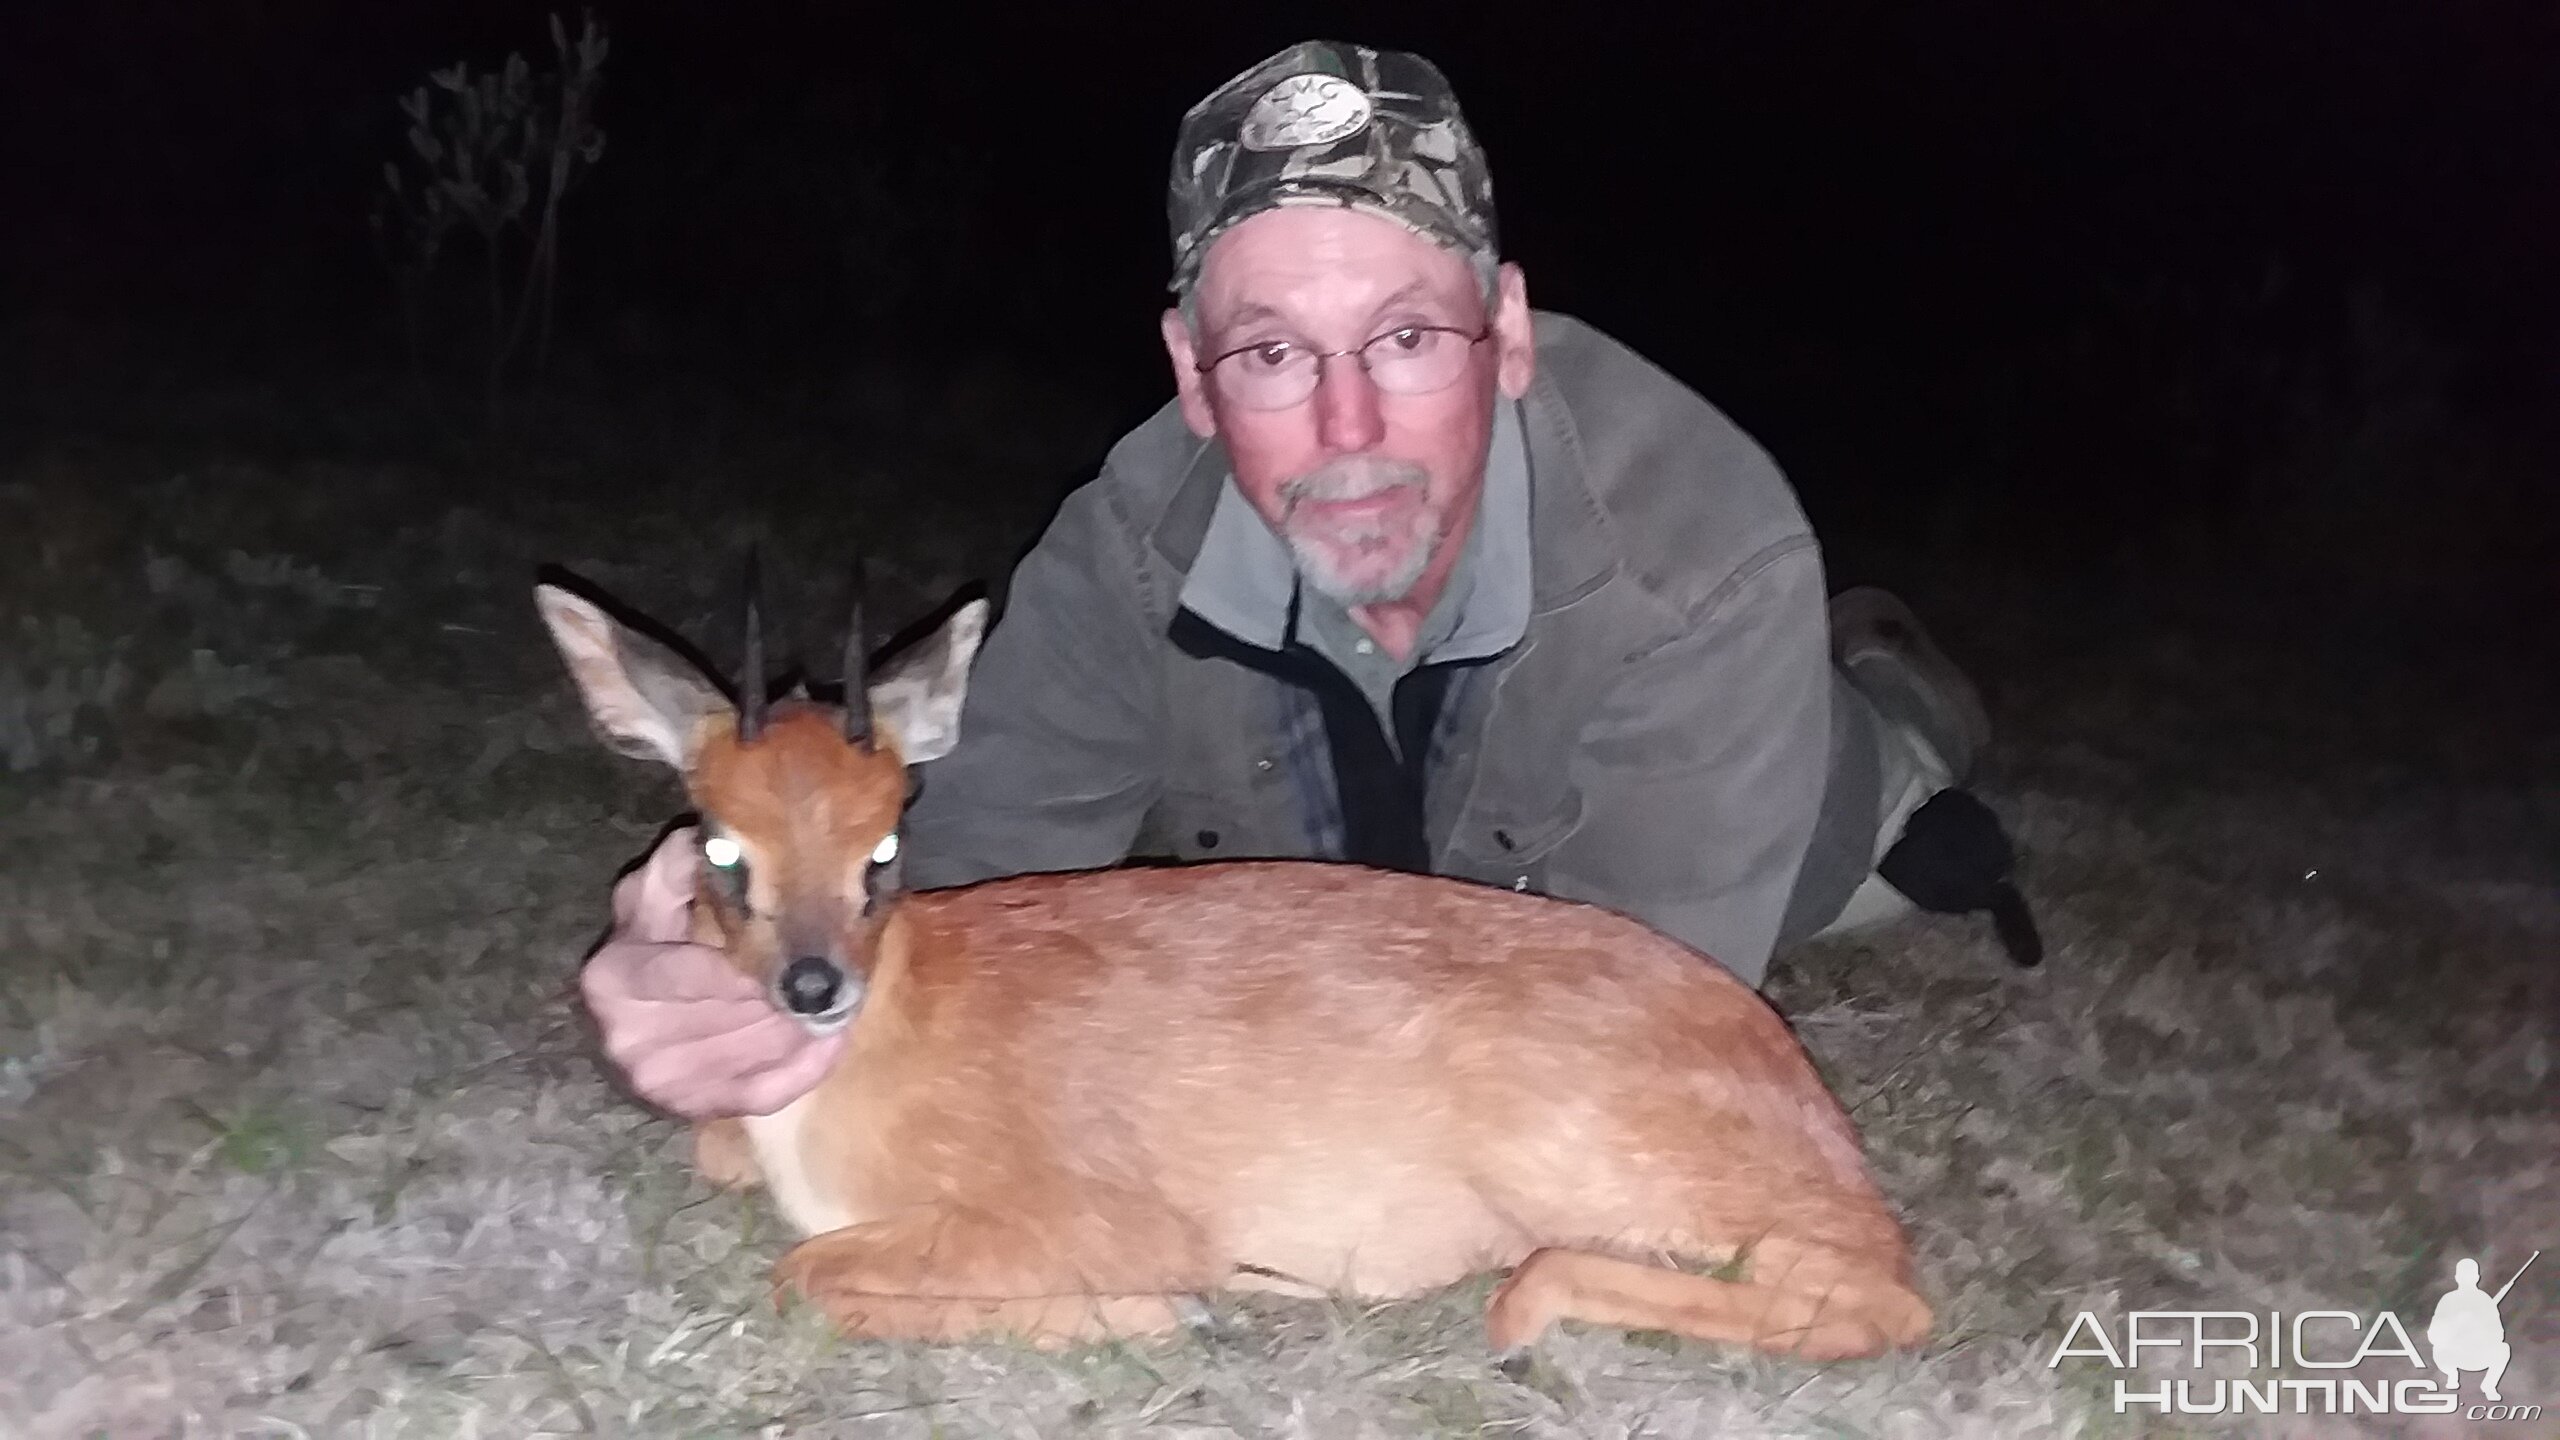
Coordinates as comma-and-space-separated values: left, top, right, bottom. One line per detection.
1515, 322, 1620, 613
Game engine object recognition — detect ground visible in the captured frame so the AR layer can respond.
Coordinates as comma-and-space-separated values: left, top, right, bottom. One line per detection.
0, 389, 2551, 1438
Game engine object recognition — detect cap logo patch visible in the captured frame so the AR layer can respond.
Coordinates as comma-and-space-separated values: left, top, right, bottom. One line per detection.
1240, 73, 1372, 152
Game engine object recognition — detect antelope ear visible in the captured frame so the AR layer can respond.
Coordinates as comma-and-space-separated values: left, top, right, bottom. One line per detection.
535, 583, 729, 770
867, 598, 988, 765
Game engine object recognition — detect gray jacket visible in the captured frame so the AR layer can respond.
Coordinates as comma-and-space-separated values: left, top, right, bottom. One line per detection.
901, 311, 1878, 984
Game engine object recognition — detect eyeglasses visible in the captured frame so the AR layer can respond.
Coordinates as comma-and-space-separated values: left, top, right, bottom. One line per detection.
1195, 323, 1492, 412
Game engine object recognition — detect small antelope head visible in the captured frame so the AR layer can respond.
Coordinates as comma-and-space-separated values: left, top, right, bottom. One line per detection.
535, 575, 989, 1032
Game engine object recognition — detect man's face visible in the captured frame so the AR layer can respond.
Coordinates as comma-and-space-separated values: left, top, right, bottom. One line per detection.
1162, 207, 1535, 606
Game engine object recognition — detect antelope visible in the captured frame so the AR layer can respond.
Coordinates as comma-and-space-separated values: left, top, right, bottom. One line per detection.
534, 570, 1933, 1360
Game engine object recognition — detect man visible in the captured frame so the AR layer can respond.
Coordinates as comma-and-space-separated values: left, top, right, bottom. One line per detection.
578, 41, 2030, 1121
2426, 1256, 2518, 1401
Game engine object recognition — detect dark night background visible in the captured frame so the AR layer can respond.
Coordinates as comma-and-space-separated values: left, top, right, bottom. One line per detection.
5, 0, 2554, 628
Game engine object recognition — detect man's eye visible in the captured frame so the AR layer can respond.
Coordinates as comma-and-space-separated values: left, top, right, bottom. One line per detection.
1242, 341, 1297, 370
1384, 327, 1427, 352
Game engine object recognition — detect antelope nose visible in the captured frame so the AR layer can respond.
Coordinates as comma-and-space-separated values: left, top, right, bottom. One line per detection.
779, 956, 844, 1016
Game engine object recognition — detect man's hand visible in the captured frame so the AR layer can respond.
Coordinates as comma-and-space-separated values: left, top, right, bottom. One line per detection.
579, 827, 844, 1120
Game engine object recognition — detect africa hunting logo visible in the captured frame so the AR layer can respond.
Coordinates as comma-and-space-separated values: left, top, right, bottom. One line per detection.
2048, 1251, 2541, 1421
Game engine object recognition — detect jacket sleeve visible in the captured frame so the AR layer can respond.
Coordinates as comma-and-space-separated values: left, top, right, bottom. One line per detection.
1540, 540, 1832, 987
897, 477, 1167, 890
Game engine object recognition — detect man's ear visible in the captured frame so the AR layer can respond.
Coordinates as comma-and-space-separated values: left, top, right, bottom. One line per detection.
535, 583, 730, 770
1161, 306, 1219, 438
869, 597, 989, 765
1492, 262, 1535, 401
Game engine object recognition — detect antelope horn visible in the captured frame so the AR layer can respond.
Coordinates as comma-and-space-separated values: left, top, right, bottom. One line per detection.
738, 547, 768, 744
842, 556, 873, 750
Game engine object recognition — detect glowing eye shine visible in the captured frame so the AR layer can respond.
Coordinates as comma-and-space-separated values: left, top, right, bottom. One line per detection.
704, 835, 742, 869
871, 832, 899, 866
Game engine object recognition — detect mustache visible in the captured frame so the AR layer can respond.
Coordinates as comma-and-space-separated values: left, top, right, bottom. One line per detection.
1276, 455, 1430, 517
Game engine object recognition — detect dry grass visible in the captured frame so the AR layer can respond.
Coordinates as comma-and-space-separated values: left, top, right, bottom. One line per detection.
1, 437, 2551, 1440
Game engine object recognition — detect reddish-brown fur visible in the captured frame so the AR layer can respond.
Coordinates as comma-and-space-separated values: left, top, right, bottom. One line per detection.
678, 704, 1932, 1359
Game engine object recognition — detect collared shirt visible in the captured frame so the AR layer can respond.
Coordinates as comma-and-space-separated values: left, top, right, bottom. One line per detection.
1294, 524, 1471, 749
1170, 400, 1539, 851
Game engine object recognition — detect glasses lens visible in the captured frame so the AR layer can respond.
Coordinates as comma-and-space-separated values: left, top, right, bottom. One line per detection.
1363, 327, 1472, 396
1212, 343, 1317, 411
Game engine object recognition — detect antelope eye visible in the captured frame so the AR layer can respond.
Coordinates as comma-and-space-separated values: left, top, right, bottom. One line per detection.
869, 831, 899, 866
704, 835, 743, 869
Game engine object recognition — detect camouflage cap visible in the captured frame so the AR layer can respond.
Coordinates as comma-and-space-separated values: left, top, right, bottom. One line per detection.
1167, 40, 1498, 293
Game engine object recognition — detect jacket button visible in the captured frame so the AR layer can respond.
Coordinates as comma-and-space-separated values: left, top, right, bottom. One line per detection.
1495, 828, 1517, 851
1255, 758, 1274, 771
1196, 829, 1220, 850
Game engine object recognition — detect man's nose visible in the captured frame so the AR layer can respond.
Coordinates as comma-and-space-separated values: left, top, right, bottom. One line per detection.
1311, 352, 1385, 452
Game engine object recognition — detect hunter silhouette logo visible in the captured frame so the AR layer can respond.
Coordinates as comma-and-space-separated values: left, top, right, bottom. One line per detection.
2429, 1252, 2535, 1402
